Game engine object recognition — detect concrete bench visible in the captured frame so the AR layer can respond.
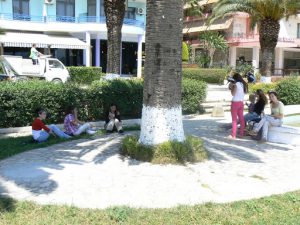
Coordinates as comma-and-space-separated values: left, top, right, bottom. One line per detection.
268, 125, 300, 145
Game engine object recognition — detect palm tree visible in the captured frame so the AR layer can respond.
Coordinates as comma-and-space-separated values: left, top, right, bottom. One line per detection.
139, 0, 185, 145
104, 0, 126, 74
210, 0, 300, 78
200, 31, 228, 68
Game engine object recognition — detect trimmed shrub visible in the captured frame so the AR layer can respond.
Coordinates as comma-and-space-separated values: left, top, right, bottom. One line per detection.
182, 42, 189, 62
182, 68, 226, 84
89, 79, 144, 120
276, 77, 300, 105
0, 78, 207, 128
67, 66, 103, 84
248, 82, 277, 94
0, 81, 86, 128
121, 135, 208, 164
182, 79, 207, 114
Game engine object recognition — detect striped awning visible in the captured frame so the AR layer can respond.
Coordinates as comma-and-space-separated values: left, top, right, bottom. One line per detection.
0, 32, 89, 49
183, 18, 233, 34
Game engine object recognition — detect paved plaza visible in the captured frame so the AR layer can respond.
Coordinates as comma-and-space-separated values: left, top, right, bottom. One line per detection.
0, 113, 299, 209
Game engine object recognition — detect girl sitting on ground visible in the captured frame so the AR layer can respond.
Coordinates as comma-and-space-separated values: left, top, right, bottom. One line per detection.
244, 89, 268, 124
249, 90, 284, 142
64, 106, 96, 136
105, 103, 124, 134
32, 108, 71, 142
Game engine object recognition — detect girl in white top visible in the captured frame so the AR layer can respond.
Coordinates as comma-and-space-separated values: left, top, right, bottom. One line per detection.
228, 72, 248, 139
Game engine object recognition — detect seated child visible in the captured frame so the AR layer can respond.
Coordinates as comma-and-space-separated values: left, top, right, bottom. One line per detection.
246, 93, 256, 113
105, 103, 124, 134
32, 108, 71, 142
64, 106, 96, 136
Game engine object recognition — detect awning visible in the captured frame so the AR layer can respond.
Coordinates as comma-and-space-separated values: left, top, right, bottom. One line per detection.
0, 32, 89, 49
183, 18, 233, 34
184, 0, 218, 9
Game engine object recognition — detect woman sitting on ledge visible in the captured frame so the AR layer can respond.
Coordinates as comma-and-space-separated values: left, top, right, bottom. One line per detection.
249, 90, 284, 142
105, 103, 124, 134
32, 108, 71, 142
64, 106, 96, 136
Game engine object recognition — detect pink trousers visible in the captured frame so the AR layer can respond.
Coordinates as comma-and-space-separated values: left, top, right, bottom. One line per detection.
231, 101, 245, 137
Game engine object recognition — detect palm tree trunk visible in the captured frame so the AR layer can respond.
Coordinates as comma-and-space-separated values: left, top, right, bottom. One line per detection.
209, 48, 215, 68
139, 0, 185, 145
259, 18, 280, 78
104, 0, 125, 74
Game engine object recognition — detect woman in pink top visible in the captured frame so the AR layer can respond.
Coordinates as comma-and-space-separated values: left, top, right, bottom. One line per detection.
64, 106, 96, 136
228, 72, 248, 139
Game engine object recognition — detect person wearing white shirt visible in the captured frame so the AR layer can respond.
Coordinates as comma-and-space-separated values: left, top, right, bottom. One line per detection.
228, 72, 248, 139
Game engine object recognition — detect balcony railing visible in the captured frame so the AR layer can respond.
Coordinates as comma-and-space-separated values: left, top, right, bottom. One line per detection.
0, 13, 145, 28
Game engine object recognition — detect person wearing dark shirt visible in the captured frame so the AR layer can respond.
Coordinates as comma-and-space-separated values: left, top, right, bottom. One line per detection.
32, 108, 71, 142
244, 89, 268, 124
105, 104, 123, 134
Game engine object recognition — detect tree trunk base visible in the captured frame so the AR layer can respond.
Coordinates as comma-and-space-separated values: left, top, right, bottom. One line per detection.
139, 105, 185, 145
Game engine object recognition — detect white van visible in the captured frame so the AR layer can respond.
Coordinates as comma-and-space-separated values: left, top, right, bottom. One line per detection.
1, 55, 70, 83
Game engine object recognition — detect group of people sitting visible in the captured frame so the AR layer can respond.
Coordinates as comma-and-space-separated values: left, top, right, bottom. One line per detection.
32, 103, 123, 142
228, 72, 284, 142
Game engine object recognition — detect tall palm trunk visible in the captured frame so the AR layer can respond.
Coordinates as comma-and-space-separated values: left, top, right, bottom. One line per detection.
139, 0, 185, 145
104, 0, 125, 74
259, 18, 280, 77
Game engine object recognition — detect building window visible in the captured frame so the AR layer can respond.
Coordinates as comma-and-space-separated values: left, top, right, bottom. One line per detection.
297, 24, 300, 38
87, 0, 96, 17
57, 0, 75, 17
125, 7, 136, 19
13, 0, 29, 16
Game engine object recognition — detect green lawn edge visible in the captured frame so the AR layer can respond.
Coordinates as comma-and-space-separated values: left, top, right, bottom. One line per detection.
1, 190, 300, 224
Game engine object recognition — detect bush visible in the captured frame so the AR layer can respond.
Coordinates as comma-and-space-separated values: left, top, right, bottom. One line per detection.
182, 79, 207, 114
0, 78, 207, 128
182, 42, 189, 62
276, 77, 300, 105
67, 66, 103, 84
121, 135, 208, 164
248, 82, 277, 94
0, 81, 86, 128
182, 68, 226, 84
89, 79, 144, 120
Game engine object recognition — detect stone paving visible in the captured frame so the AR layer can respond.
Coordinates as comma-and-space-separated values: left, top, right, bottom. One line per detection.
0, 113, 300, 209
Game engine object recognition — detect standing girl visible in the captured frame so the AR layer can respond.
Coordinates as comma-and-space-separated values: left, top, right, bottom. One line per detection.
228, 72, 248, 139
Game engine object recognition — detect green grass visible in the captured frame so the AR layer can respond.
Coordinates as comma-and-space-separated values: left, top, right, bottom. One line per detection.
121, 135, 208, 164
1, 191, 300, 224
0, 125, 141, 161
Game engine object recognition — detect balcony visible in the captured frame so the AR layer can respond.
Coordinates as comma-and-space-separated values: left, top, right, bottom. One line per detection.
0, 13, 145, 28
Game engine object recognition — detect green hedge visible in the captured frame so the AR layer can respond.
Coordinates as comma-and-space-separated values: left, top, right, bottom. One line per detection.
67, 66, 103, 84
276, 77, 300, 105
248, 83, 277, 94
0, 79, 207, 128
182, 68, 226, 84
182, 42, 189, 62
182, 79, 207, 114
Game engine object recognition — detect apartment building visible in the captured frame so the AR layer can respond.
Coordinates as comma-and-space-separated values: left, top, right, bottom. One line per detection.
183, 0, 300, 75
0, 0, 146, 76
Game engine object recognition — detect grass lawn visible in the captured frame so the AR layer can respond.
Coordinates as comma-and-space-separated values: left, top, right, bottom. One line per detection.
0, 191, 300, 224
0, 126, 140, 161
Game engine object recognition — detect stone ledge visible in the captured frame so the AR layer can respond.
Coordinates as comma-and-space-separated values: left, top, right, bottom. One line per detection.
0, 119, 141, 136
268, 125, 300, 146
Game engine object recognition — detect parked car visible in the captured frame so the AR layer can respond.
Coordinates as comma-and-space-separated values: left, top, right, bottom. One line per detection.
0, 60, 16, 81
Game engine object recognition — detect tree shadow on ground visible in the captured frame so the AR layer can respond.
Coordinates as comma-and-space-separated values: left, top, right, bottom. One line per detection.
0, 133, 128, 196
183, 118, 294, 164
0, 197, 16, 213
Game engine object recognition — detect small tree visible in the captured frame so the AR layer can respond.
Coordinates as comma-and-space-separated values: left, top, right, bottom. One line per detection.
199, 31, 228, 68
182, 42, 189, 62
